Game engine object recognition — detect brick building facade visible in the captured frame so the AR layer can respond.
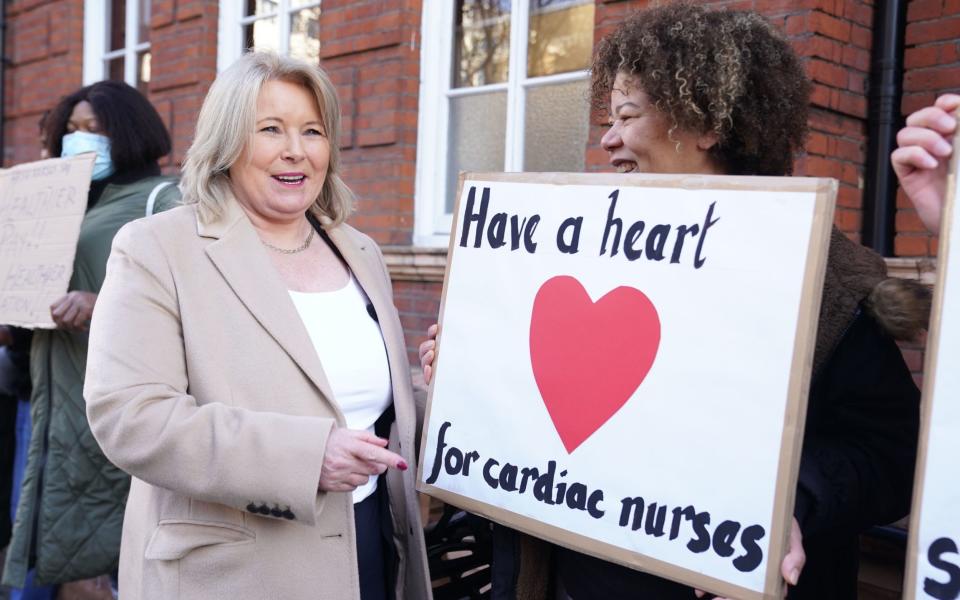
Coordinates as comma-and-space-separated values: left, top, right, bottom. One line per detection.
4, 0, 953, 364
1, 0, 957, 595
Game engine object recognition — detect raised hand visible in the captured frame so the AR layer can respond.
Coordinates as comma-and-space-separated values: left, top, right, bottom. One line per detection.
891, 93, 960, 234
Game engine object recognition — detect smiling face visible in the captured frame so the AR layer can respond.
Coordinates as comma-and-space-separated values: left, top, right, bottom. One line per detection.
229, 79, 330, 225
601, 72, 721, 176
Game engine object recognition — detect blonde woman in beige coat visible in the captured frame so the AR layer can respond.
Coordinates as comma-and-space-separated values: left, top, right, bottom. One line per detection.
84, 52, 432, 600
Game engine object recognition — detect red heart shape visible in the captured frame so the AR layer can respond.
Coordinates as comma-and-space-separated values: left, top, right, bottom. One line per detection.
529, 275, 661, 453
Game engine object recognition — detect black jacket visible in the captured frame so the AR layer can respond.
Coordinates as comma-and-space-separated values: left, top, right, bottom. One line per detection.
0, 327, 32, 549
790, 307, 919, 597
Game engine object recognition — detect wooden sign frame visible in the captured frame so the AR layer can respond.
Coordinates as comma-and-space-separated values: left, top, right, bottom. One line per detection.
417, 172, 837, 599
904, 117, 960, 600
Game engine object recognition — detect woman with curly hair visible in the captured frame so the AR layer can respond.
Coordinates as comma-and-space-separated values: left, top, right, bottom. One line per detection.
421, 3, 925, 599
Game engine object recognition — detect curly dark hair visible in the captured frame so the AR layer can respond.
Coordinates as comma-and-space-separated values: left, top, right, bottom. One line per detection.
591, 3, 811, 176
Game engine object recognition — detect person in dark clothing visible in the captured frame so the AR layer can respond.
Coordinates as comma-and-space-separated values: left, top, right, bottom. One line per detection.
420, 4, 926, 599
2, 112, 48, 555
2, 81, 179, 599
0, 328, 18, 549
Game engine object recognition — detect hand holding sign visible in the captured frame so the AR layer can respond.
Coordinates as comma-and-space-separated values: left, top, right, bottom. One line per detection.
891, 93, 960, 233
419, 174, 835, 599
696, 518, 805, 600
419, 323, 439, 385
50, 290, 97, 332
903, 94, 960, 600
0, 154, 95, 328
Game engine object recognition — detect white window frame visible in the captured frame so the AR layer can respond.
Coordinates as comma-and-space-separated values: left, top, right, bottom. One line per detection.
83, 0, 150, 85
414, 0, 590, 246
218, 0, 321, 72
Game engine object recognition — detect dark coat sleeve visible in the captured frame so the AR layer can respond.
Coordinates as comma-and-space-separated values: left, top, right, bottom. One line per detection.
793, 309, 920, 539
9, 326, 32, 398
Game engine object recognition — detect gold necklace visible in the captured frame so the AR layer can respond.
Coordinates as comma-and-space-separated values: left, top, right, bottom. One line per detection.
261, 227, 315, 254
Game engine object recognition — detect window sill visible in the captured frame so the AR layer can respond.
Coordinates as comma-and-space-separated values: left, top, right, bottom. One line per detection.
382, 246, 448, 283
382, 247, 938, 286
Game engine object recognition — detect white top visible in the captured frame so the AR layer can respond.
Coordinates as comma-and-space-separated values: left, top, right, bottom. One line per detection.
289, 273, 392, 504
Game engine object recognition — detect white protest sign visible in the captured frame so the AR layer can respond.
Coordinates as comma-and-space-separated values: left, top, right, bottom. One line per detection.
417, 172, 835, 599
905, 127, 960, 600
0, 154, 94, 328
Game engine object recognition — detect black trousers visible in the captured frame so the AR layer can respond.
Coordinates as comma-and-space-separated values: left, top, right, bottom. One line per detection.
354, 482, 397, 600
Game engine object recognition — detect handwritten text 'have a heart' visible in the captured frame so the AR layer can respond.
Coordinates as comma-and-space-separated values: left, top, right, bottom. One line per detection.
458, 186, 720, 267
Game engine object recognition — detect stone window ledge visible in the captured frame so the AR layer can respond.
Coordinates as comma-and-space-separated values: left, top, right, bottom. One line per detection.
382, 246, 448, 283
383, 247, 938, 286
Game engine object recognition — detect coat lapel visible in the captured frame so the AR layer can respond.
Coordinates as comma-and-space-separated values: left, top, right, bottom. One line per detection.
325, 226, 414, 443
199, 200, 339, 415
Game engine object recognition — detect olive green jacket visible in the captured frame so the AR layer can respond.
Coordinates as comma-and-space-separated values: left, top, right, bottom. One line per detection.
2, 176, 180, 586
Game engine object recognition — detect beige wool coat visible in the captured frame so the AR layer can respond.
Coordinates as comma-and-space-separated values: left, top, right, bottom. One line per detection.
84, 199, 432, 600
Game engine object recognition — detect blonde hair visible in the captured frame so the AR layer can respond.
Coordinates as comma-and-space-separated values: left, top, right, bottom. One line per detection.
182, 51, 354, 225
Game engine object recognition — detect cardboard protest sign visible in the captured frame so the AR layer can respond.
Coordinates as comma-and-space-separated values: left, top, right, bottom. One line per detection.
0, 154, 95, 328
904, 128, 960, 600
417, 172, 836, 599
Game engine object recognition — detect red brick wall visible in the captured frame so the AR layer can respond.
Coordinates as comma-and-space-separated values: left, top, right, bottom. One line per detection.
2, 0, 84, 165
147, 0, 220, 169
897, 0, 960, 257
2, 0, 955, 368
322, 0, 423, 247
790, 0, 873, 243
316, 0, 427, 356
394, 279, 441, 359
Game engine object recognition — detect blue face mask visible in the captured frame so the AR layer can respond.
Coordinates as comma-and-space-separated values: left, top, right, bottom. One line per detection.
61, 131, 115, 180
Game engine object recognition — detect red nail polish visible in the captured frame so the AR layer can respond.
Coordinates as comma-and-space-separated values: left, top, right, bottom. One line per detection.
398, 460, 408, 471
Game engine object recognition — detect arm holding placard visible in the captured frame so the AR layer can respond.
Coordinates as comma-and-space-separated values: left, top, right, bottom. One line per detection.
419, 323, 438, 385
892, 93, 960, 234
48, 291, 97, 332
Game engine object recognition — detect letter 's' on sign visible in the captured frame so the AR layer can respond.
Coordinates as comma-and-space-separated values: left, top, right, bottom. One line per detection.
904, 132, 960, 600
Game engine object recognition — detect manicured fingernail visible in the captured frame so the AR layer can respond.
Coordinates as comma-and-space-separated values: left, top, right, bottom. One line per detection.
935, 139, 953, 155
939, 115, 956, 130
789, 569, 799, 585
398, 460, 408, 471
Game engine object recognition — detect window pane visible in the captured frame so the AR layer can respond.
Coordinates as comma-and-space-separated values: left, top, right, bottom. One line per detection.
290, 7, 320, 62
109, 0, 126, 51
244, 17, 279, 52
137, 51, 151, 94
245, 0, 278, 18
527, 0, 594, 78
446, 91, 507, 212
107, 56, 125, 82
453, 0, 511, 88
523, 79, 589, 172
138, 0, 151, 43
290, 0, 318, 8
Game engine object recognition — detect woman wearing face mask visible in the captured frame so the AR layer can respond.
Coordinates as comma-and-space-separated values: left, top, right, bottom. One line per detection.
2, 80, 179, 598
